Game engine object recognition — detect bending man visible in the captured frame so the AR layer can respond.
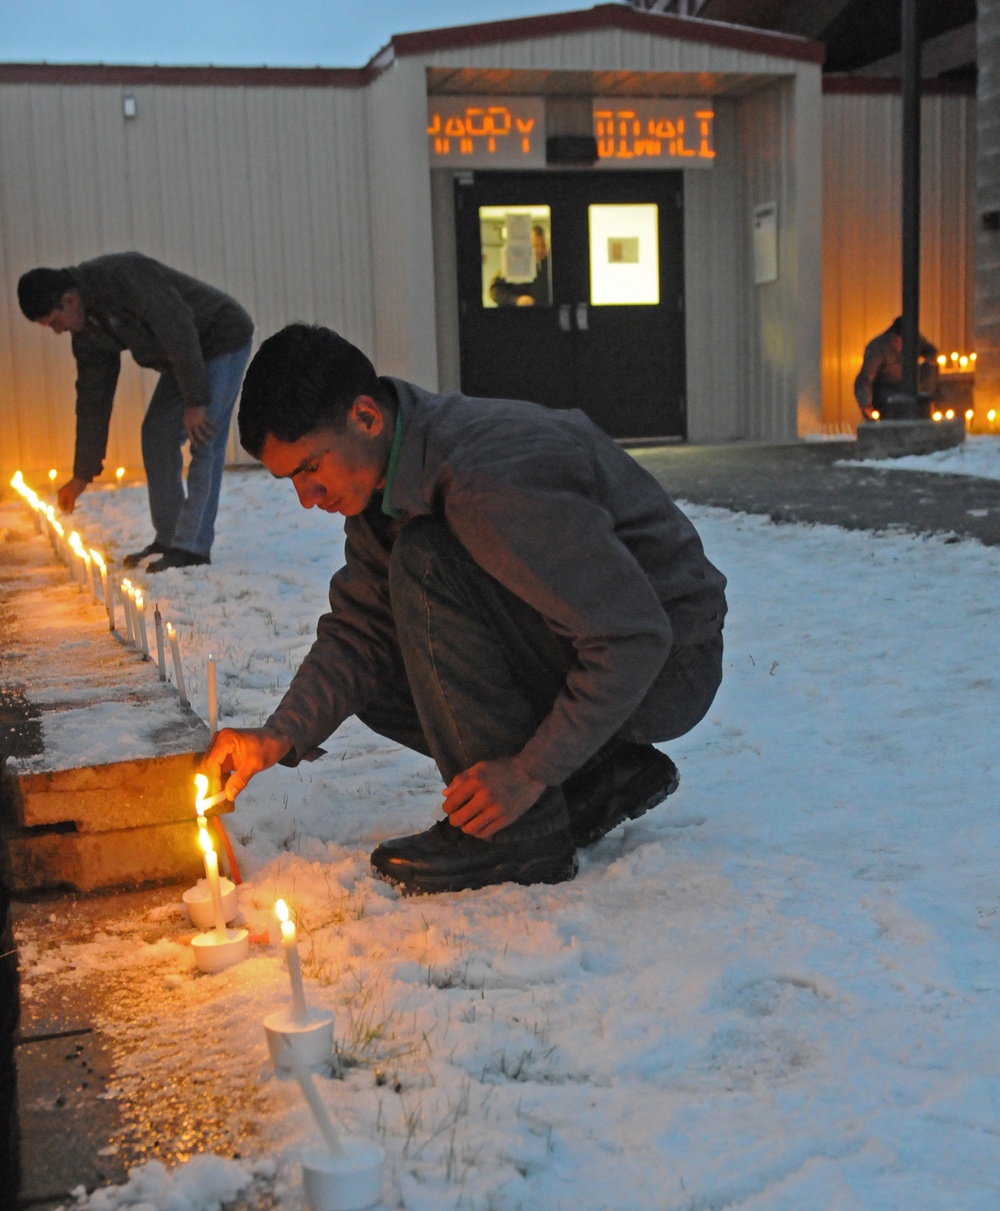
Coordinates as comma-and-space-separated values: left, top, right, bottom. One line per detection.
203, 324, 727, 894
18, 253, 253, 571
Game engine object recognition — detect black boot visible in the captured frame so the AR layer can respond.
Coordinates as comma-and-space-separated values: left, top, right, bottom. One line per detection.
371, 797, 577, 895
122, 540, 168, 569
147, 547, 211, 572
564, 742, 680, 847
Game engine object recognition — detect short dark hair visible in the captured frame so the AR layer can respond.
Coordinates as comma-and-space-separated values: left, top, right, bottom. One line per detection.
238, 324, 384, 459
889, 316, 904, 336
17, 268, 75, 320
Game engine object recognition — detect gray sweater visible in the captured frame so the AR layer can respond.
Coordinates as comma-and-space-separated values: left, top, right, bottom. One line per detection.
68, 253, 253, 480
267, 379, 727, 785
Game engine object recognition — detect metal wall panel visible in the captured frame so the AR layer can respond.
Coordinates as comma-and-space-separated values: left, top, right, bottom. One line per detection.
822, 92, 975, 428
683, 98, 744, 441
0, 81, 375, 478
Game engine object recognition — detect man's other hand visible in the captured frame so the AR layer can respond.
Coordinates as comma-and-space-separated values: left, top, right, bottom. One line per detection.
184, 406, 217, 449
201, 727, 292, 801
57, 476, 89, 513
442, 755, 546, 839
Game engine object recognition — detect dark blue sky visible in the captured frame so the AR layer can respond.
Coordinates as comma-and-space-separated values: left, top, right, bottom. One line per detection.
2, 1, 584, 66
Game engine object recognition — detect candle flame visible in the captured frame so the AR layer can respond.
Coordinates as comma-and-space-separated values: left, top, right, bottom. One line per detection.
10, 471, 24, 490
198, 826, 214, 855
52, 519, 64, 537
89, 549, 106, 571
194, 773, 208, 813
116, 467, 125, 480
135, 591, 144, 608
275, 898, 290, 923
48, 469, 57, 482
166, 621, 176, 638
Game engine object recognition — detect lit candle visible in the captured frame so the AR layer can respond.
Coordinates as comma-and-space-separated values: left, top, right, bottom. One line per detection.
48, 469, 57, 488
135, 591, 150, 660
76, 541, 97, 605
91, 550, 115, 631
68, 532, 85, 590
120, 580, 136, 646
166, 622, 189, 707
207, 654, 218, 734
275, 899, 308, 1023
198, 826, 229, 941
116, 466, 125, 488
153, 605, 167, 680
283, 1040, 344, 1156
193, 772, 228, 819
51, 515, 66, 562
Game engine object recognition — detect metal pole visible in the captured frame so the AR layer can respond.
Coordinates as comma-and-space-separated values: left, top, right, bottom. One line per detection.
900, 0, 921, 413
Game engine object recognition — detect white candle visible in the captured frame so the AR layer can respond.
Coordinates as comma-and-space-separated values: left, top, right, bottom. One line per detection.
82, 549, 97, 605
275, 899, 308, 1022
68, 532, 85, 590
284, 1041, 344, 1156
135, 591, 150, 660
166, 622, 189, 706
121, 581, 136, 646
153, 605, 167, 680
91, 551, 115, 631
207, 654, 218, 734
199, 826, 228, 942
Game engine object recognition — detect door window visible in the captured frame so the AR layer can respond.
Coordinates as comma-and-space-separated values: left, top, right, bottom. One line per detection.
479, 205, 552, 307
588, 203, 659, 306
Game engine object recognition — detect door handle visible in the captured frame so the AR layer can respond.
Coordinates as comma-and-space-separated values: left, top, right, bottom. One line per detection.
559, 304, 573, 332
575, 302, 589, 331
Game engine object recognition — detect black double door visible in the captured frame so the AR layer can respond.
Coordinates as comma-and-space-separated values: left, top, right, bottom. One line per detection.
455, 169, 686, 440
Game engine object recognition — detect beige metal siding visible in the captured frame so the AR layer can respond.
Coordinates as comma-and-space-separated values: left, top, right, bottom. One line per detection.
0, 82, 375, 479
822, 92, 975, 428
683, 98, 744, 441
736, 74, 823, 441
366, 59, 440, 387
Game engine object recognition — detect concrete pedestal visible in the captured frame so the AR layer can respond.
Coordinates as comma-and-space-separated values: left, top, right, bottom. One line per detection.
855, 417, 965, 460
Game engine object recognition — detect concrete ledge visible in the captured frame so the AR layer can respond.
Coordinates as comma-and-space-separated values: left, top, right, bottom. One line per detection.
855, 417, 965, 459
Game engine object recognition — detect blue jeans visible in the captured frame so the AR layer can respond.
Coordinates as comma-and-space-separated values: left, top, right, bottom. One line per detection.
141, 343, 252, 557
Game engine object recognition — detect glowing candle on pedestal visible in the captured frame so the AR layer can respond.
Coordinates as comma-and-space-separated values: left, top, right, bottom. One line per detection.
153, 605, 167, 679
207, 654, 218, 733
91, 550, 115, 631
284, 1042, 344, 1157
166, 622, 189, 706
135, 591, 150, 659
52, 518, 67, 565
72, 537, 97, 605
275, 899, 308, 1023
198, 826, 229, 942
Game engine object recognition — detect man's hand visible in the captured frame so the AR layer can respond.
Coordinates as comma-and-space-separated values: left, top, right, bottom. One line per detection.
442, 754, 546, 839
184, 406, 216, 449
201, 727, 292, 802
57, 476, 88, 513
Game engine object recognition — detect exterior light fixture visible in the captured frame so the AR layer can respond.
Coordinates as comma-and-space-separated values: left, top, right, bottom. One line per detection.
123, 94, 137, 119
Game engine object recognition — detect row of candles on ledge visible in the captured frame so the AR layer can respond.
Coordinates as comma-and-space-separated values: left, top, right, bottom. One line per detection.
9, 470, 220, 731
186, 773, 383, 1208
12, 471, 379, 1207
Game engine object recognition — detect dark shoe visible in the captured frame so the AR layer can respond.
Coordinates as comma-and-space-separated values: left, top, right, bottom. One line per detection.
122, 541, 167, 569
147, 547, 211, 573
565, 742, 680, 847
371, 818, 578, 894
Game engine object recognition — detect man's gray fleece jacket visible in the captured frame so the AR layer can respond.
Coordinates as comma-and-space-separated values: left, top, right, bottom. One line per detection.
266, 379, 727, 787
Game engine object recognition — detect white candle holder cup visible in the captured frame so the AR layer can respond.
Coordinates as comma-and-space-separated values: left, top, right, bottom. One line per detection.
191, 926, 249, 973
183, 877, 239, 929
300, 1141, 385, 1211
264, 1006, 335, 1073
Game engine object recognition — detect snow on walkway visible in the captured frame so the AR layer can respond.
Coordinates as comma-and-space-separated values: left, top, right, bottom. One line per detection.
22, 466, 1000, 1210
844, 432, 1000, 481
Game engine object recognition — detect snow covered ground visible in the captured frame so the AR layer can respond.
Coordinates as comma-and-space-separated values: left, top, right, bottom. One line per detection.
15, 451, 1000, 1211
846, 432, 1000, 481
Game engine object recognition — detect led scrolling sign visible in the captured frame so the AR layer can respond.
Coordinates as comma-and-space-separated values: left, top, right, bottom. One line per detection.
427, 96, 715, 168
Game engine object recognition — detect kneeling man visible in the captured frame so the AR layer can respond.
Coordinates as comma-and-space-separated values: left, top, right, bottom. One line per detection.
203, 325, 727, 893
